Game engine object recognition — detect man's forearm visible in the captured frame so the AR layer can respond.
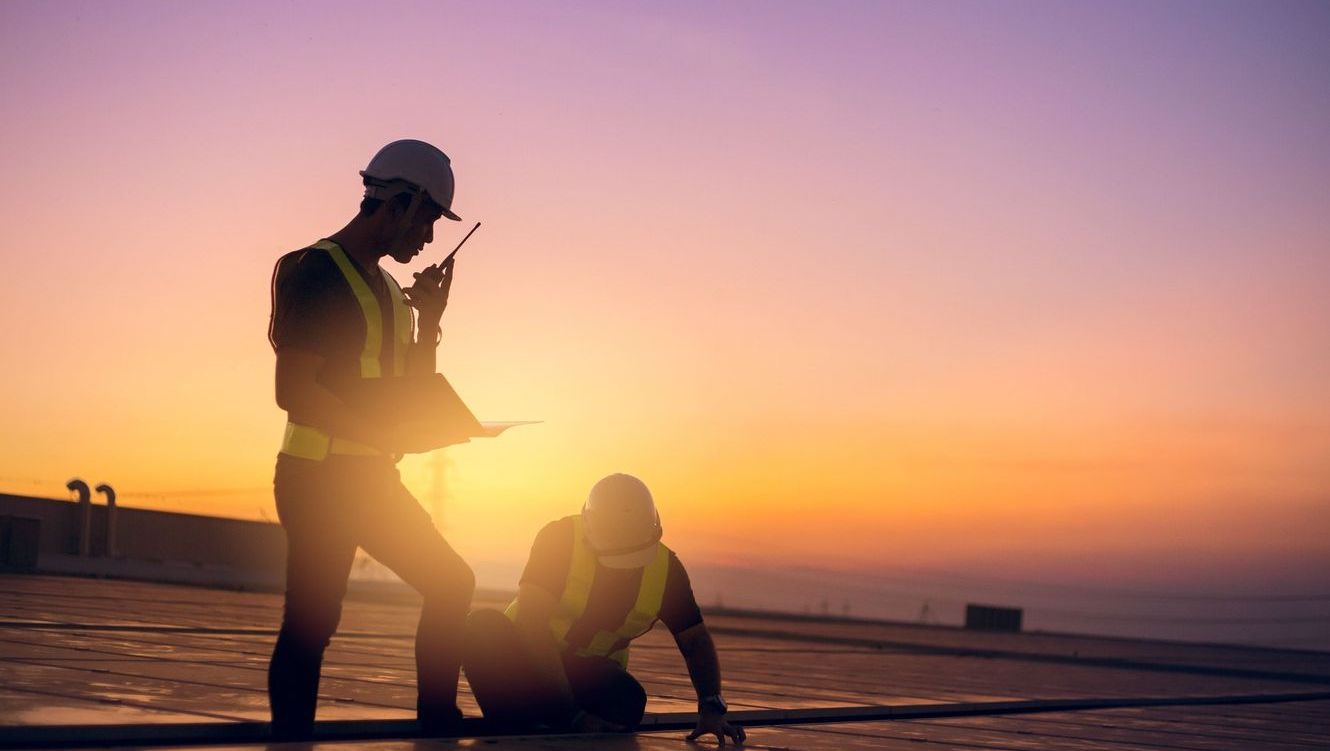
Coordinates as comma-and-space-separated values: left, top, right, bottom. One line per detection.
406, 323, 441, 375
515, 621, 580, 720
676, 624, 723, 698
679, 623, 746, 745
281, 383, 387, 447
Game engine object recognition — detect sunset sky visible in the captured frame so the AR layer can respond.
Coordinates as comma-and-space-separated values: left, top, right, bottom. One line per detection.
1, 1, 1327, 617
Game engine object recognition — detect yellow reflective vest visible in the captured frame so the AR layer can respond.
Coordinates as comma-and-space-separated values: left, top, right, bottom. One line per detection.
506, 516, 671, 669
279, 240, 413, 461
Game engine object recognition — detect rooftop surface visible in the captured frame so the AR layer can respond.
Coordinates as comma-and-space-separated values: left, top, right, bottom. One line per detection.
2, 574, 1327, 749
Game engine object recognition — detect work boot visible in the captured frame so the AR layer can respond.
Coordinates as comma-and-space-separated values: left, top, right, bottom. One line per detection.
269, 719, 313, 743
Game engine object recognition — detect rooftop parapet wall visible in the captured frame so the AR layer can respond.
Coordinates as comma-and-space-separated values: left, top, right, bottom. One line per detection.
0, 493, 284, 586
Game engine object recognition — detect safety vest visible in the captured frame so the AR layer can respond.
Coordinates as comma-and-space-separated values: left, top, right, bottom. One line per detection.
280, 240, 413, 461
506, 516, 670, 669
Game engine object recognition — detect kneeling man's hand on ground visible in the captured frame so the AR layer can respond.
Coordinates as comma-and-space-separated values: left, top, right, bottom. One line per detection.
687, 713, 745, 746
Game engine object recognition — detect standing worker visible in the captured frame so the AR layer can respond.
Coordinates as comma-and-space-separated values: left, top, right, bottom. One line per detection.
266, 139, 473, 739
463, 474, 746, 745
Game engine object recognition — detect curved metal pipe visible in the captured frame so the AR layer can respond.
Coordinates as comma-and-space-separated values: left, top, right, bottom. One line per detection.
95, 483, 117, 558
66, 479, 91, 557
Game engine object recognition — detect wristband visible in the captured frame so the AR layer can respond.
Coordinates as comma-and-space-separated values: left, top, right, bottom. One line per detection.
698, 694, 728, 715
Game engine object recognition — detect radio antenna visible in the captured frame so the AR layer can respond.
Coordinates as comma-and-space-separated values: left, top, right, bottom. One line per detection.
430, 221, 481, 271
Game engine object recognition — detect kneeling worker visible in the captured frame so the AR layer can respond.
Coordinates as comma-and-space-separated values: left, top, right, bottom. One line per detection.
463, 474, 745, 745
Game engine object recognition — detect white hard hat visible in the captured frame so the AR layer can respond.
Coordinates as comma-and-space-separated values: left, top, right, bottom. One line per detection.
582, 474, 662, 569
360, 139, 462, 221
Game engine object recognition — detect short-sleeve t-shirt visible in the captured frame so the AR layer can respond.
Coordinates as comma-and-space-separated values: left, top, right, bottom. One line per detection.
268, 243, 409, 397
520, 517, 704, 652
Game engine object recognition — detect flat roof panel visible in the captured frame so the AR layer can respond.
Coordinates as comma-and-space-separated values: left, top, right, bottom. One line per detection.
2, 574, 1328, 750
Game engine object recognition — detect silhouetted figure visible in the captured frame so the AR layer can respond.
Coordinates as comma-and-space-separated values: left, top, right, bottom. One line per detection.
266, 140, 472, 739
463, 474, 745, 745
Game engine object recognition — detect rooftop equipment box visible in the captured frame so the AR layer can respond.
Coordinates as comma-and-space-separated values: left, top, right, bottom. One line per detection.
965, 603, 1023, 632
0, 516, 41, 571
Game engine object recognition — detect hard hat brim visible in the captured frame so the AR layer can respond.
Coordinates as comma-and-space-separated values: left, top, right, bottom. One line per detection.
595, 542, 659, 570
359, 171, 462, 221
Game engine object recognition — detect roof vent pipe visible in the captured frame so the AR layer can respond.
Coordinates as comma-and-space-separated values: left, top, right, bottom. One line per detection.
95, 483, 116, 558
66, 479, 91, 557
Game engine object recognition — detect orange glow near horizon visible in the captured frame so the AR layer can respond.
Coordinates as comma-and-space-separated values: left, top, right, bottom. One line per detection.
1, 2, 1328, 605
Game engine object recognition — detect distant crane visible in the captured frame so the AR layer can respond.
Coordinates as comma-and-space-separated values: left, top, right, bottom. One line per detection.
918, 600, 940, 625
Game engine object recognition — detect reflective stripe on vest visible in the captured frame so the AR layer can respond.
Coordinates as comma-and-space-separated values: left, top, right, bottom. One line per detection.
315, 239, 412, 379
504, 516, 670, 669
279, 240, 413, 461
280, 422, 383, 460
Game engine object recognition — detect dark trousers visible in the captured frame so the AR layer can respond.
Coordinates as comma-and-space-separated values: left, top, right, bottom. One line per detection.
268, 454, 475, 738
462, 609, 647, 729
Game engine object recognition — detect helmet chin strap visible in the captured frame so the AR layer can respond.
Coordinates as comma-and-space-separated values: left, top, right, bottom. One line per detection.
384, 187, 426, 259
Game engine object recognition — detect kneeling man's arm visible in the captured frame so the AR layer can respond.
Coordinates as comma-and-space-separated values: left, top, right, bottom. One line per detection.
675, 623, 745, 745
512, 583, 582, 725
674, 622, 722, 697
